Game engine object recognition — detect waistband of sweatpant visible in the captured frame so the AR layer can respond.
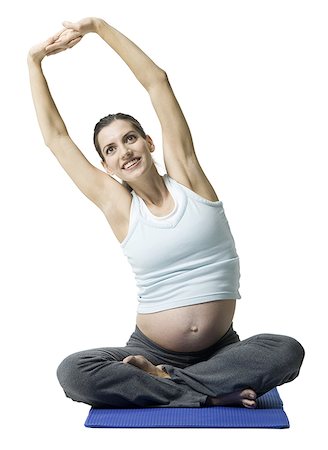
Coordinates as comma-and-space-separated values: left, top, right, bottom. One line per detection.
127, 323, 240, 358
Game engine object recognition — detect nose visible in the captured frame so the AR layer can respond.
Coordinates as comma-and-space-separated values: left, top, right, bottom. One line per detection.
122, 147, 133, 160
120, 147, 134, 166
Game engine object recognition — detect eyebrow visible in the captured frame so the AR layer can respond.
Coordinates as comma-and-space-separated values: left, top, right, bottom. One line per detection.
102, 130, 136, 153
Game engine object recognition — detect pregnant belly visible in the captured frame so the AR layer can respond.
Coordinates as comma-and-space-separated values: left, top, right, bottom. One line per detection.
136, 299, 236, 352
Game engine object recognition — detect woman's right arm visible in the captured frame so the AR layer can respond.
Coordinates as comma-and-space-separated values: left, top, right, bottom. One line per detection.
27, 35, 119, 211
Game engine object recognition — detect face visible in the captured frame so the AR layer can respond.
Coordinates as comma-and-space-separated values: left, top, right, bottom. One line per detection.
98, 120, 155, 180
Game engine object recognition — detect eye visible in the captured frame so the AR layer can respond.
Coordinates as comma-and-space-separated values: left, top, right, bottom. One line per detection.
105, 146, 115, 155
126, 134, 137, 143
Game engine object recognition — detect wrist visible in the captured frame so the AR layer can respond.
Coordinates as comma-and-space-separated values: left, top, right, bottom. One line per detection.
27, 52, 43, 66
78, 17, 103, 34
93, 17, 106, 34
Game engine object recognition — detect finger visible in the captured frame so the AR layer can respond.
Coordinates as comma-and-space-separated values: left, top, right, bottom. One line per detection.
66, 36, 83, 48
46, 31, 82, 49
45, 37, 81, 52
48, 28, 67, 44
45, 36, 58, 47
46, 48, 65, 56
53, 28, 66, 40
44, 38, 54, 47
44, 32, 65, 50
45, 42, 63, 52
62, 20, 79, 31
45, 36, 82, 55
64, 31, 83, 43
57, 29, 81, 39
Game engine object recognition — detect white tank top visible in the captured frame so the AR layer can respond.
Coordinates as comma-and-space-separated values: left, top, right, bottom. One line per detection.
120, 174, 241, 313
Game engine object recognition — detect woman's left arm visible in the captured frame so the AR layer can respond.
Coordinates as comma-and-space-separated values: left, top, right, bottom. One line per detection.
47, 18, 201, 185
94, 18, 200, 184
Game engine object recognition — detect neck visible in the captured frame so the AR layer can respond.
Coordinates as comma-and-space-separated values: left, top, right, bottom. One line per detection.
127, 166, 169, 206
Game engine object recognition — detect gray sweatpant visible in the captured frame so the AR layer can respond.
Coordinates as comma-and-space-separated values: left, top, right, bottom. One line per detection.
57, 325, 304, 408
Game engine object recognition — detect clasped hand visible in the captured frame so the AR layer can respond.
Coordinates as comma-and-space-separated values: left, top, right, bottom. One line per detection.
28, 18, 98, 62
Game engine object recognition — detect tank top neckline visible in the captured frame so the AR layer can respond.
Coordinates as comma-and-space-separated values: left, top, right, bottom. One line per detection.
139, 175, 177, 220
130, 174, 188, 229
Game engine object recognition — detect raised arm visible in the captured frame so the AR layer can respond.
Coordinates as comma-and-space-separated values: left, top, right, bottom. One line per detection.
95, 19, 197, 176
27, 31, 121, 211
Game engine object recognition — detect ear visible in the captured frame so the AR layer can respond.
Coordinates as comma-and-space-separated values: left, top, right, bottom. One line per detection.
101, 159, 115, 176
146, 135, 155, 152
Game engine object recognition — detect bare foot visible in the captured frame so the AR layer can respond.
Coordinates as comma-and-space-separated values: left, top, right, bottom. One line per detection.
123, 355, 171, 379
206, 389, 257, 408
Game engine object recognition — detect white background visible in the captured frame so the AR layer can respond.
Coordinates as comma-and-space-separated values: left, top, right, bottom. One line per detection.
1, 0, 327, 448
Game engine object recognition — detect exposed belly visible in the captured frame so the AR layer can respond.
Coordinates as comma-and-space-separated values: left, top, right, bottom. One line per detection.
136, 300, 236, 352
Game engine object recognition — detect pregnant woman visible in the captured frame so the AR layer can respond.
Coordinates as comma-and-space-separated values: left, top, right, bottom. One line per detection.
28, 17, 304, 409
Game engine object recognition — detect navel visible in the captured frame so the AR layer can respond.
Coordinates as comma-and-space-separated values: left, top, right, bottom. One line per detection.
190, 325, 199, 333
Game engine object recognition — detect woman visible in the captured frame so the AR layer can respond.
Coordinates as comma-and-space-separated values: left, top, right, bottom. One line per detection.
28, 17, 304, 409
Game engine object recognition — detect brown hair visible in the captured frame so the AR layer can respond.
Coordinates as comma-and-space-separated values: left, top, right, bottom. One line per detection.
93, 113, 149, 192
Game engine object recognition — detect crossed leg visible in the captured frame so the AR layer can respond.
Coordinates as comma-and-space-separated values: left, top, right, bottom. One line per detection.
57, 333, 304, 409
123, 354, 257, 408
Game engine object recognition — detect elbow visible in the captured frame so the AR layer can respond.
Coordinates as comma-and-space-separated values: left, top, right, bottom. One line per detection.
157, 69, 168, 82
157, 69, 169, 84
147, 69, 169, 91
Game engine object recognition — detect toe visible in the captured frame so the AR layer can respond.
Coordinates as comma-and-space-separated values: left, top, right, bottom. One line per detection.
240, 389, 257, 408
242, 398, 257, 408
122, 355, 134, 364
123, 355, 146, 364
241, 389, 257, 400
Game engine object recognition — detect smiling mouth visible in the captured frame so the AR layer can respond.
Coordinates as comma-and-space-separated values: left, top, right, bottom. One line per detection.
122, 157, 141, 171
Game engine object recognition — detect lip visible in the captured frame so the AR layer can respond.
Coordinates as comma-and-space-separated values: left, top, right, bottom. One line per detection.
122, 157, 141, 171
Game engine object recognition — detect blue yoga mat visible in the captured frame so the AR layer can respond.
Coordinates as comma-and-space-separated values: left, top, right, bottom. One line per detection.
84, 387, 289, 428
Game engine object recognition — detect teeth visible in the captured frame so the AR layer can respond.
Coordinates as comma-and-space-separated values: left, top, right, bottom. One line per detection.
124, 158, 139, 169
